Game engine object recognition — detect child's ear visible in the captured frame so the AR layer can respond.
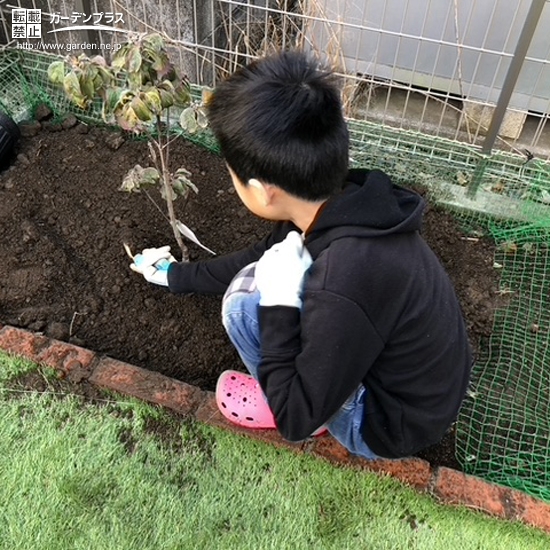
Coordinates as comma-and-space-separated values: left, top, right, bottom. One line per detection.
248, 178, 274, 207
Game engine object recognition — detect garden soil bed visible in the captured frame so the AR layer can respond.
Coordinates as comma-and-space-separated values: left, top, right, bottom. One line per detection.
0, 118, 504, 470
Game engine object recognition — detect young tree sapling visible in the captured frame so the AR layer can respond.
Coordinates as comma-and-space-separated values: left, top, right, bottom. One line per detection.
48, 33, 210, 260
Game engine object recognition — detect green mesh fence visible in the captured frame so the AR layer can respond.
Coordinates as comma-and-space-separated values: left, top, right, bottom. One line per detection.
2, 47, 550, 504
456, 225, 550, 502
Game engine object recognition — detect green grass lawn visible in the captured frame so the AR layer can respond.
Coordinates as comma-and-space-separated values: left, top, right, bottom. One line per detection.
1, 351, 549, 550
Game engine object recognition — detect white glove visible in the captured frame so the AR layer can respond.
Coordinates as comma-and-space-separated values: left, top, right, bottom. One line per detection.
130, 246, 176, 287
255, 231, 313, 308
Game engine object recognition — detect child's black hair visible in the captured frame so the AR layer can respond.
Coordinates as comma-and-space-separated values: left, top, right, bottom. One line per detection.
206, 50, 349, 201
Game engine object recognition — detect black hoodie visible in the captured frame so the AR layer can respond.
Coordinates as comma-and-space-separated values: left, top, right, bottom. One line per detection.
168, 169, 473, 458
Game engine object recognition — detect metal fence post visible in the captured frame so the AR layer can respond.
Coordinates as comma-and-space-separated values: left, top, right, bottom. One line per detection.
467, 0, 547, 198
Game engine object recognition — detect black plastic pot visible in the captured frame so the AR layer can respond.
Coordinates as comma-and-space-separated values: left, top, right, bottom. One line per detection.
0, 111, 21, 168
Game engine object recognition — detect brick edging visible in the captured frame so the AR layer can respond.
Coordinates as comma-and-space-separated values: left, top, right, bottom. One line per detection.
1, 324, 549, 534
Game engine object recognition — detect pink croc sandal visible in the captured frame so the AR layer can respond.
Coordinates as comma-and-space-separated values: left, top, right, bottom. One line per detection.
215, 370, 277, 429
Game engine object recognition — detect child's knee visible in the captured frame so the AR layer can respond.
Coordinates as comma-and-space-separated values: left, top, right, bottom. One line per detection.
221, 291, 260, 333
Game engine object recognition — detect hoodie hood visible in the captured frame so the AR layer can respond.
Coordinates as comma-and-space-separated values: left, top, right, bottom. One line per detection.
305, 169, 424, 256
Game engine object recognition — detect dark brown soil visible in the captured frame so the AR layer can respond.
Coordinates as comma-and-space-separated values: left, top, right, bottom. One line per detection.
0, 120, 504, 470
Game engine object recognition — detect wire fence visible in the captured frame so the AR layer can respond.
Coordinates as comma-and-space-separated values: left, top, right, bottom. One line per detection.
1, 0, 550, 504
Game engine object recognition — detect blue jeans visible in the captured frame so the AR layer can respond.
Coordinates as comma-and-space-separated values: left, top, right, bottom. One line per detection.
221, 277, 379, 460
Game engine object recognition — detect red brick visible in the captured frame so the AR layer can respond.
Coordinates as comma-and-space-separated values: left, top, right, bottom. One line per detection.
3, 324, 548, 533
38, 340, 96, 373
89, 357, 205, 415
434, 467, 550, 532
310, 435, 355, 463
311, 437, 432, 489
515, 491, 550, 533
195, 391, 226, 426
195, 392, 307, 452
0, 326, 49, 362
362, 458, 432, 490
433, 467, 511, 518
0, 326, 97, 378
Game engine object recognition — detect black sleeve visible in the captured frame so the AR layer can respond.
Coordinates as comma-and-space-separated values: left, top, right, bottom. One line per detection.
257, 292, 384, 441
167, 222, 298, 294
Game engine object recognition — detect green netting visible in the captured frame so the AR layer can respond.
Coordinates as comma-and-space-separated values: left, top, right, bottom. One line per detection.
455, 224, 550, 501
2, 47, 550, 504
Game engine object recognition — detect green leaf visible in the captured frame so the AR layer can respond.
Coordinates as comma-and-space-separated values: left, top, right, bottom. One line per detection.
47, 61, 66, 86
86, 64, 99, 81
102, 88, 121, 122
117, 104, 140, 131
79, 75, 95, 101
196, 107, 208, 129
158, 89, 174, 109
92, 73, 105, 92
179, 107, 197, 134
127, 71, 143, 90
120, 165, 160, 193
97, 66, 114, 85
141, 167, 160, 183
174, 167, 199, 196
127, 46, 142, 74
173, 80, 191, 107
160, 183, 176, 201
143, 33, 165, 50
172, 177, 186, 197
130, 95, 153, 122
112, 44, 132, 71
63, 72, 87, 109
158, 79, 175, 93
111, 54, 126, 72
143, 89, 162, 115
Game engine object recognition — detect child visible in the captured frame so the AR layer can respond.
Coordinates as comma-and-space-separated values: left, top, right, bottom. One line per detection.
130, 50, 473, 460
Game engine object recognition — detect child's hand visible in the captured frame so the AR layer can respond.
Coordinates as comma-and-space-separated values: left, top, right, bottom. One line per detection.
255, 231, 312, 308
129, 246, 175, 273
129, 246, 176, 287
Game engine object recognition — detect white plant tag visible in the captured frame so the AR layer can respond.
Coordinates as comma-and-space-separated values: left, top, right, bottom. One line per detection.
175, 220, 216, 255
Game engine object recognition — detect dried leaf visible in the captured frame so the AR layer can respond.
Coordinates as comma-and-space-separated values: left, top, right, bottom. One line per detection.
90, 55, 107, 67
201, 87, 214, 105
150, 52, 172, 78
456, 171, 470, 186
500, 241, 518, 254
